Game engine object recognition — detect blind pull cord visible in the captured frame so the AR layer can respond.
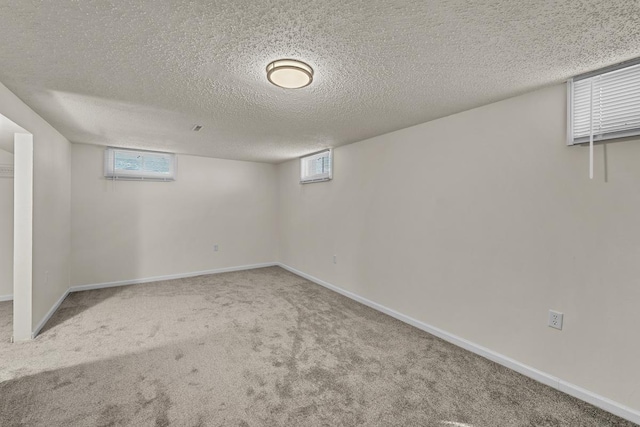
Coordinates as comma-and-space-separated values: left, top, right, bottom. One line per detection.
589, 79, 594, 180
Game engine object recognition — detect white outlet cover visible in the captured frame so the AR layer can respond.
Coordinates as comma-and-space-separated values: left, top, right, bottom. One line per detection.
548, 310, 564, 330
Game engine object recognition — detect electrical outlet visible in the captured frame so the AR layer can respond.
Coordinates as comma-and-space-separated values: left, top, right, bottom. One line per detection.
333, 255, 337, 264
548, 310, 563, 330
214, 244, 219, 252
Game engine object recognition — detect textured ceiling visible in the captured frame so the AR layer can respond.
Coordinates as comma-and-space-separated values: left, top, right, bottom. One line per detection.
0, 1, 639, 163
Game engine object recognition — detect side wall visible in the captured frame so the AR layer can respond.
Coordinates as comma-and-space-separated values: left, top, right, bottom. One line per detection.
0, 149, 13, 298
277, 84, 640, 412
71, 143, 278, 286
0, 82, 72, 336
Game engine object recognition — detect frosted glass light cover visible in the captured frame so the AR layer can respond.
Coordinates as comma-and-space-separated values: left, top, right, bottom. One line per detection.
267, 59, 313, 89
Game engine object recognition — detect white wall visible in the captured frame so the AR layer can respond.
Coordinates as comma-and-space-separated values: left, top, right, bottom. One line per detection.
277, 84, 640, 412
13, 133, 34, 341
0, 82, 72, 339
71, 143, 278, 286
0, 149, 13, 298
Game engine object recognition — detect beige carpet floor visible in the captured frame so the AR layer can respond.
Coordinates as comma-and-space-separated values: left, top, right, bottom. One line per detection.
0, 266, 634, 426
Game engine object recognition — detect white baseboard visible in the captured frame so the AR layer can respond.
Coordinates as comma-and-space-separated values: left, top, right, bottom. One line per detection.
276, 263, 640, 425
69, 262, 278, 293
0, 294, 13, 302
32, 288, 70, 339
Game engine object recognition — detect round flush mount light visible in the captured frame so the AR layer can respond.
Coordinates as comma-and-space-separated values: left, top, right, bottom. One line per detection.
266, 59, 313, 89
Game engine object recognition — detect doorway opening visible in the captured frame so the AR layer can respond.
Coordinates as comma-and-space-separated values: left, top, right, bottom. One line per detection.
0, 113, 33, 342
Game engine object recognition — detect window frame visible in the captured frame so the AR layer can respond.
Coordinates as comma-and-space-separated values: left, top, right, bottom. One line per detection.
300, 148, 333, 184
567, 57, 640, 146
104, 147, 177, 181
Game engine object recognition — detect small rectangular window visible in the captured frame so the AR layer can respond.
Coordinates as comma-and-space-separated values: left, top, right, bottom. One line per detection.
104, 147, 176, 181
300, 149, 332, 183
568, 59, 640, 145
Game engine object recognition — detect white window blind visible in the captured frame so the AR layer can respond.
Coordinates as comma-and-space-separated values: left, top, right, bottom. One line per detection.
105, 147, 176, 181
300, 149, 332, 183
569, 60, 640, 145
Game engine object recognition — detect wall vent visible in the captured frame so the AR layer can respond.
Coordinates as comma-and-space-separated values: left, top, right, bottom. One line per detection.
0, 164, 13, 178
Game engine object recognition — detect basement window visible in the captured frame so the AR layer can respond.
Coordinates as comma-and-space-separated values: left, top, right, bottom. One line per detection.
568, 59, 640, 145
300, 149, 332, 183
104, 147, 176, 181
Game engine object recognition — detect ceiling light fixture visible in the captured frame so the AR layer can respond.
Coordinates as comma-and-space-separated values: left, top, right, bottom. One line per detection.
266, 59, 313, 89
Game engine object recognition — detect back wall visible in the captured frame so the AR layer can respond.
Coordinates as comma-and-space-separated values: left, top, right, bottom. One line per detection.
71, 143, 278, 286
